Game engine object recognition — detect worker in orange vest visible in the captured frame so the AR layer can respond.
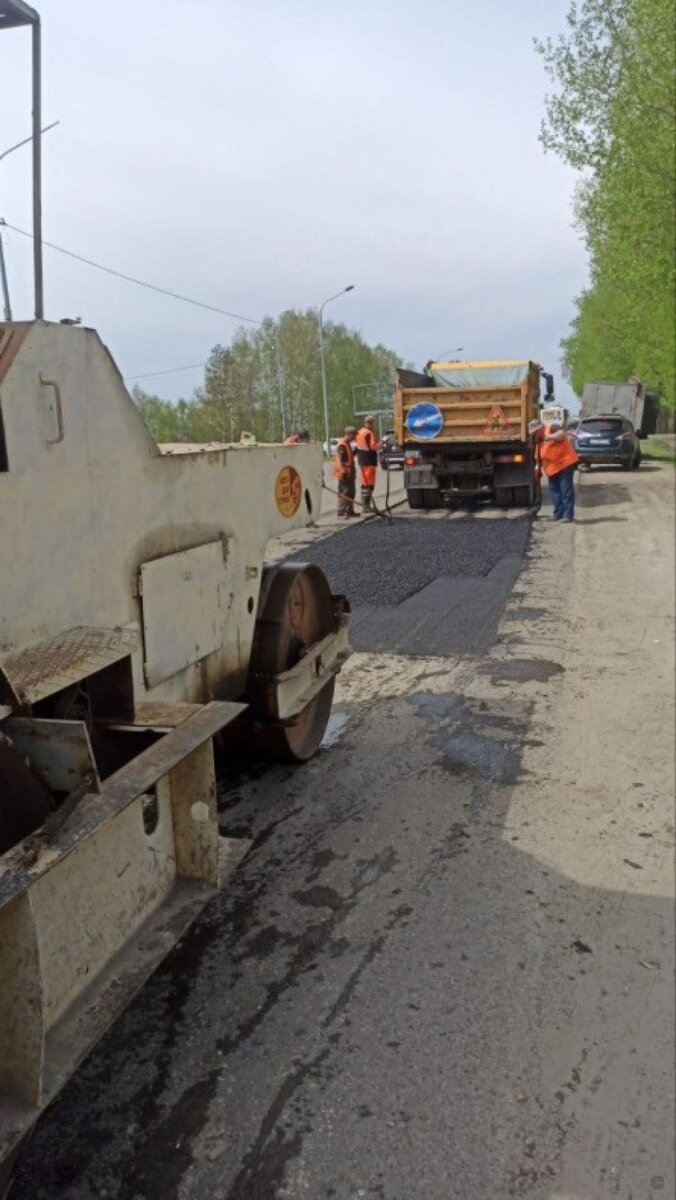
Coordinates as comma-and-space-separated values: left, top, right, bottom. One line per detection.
333, 426, 357, 517
285, 429, 309, 445
539, 422, 579, 521
355, 416, 379, 511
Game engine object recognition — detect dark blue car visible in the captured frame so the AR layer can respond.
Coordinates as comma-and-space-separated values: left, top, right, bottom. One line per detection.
574, 416, 642, 469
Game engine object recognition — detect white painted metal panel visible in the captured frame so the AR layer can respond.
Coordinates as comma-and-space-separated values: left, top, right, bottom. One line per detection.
140, 540, 233, 687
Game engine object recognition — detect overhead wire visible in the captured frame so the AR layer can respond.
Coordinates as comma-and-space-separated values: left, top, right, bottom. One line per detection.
0, 218, 262, 326
126, 361, 206, 382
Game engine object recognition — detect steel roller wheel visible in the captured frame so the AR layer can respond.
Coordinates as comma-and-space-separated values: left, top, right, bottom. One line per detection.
246, 563, 337, 763
0, 731, 52, 855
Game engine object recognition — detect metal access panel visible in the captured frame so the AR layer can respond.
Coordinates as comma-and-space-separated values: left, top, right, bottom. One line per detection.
139, 539, 233, 687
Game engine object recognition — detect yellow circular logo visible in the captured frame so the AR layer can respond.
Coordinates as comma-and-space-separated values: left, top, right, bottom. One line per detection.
275, 466, 302, 518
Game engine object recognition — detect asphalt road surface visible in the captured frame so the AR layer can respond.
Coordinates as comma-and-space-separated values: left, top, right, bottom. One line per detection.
12, 465, 675, 1200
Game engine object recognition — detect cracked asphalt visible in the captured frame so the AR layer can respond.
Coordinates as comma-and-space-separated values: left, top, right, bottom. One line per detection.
10, 467, 675, 1200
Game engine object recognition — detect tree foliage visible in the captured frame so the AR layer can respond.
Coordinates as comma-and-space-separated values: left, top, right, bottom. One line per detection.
133, 309, 400, 444
536, 0, 675, 408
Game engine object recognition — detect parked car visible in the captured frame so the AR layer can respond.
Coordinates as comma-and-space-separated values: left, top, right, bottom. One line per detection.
323, 437, 340, 457
573, 415, 642, 469
378, 430, 405, 470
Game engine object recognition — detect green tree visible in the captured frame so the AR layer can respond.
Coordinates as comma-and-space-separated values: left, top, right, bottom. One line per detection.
193, 310, 400, 443
536, 0, 676, 409
131, 386, 197, 442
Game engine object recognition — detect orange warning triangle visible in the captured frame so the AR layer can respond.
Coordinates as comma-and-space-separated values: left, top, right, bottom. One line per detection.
482, 405, 514, 437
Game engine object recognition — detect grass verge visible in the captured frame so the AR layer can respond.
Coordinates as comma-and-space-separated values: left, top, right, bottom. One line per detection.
642, 437, 676, 464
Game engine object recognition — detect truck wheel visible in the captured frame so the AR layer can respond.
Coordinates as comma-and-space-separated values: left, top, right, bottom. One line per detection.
512, 485, 534, 507
495, 487, 514, 508
423, 489, 442, 509
407, 489, 425, 509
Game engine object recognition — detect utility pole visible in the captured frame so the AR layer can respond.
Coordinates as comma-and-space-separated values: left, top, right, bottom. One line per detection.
0, 233, 12, 320
0, 2, 44, 317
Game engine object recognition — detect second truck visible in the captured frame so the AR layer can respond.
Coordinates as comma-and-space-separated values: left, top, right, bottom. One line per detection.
394, 359, 549, 508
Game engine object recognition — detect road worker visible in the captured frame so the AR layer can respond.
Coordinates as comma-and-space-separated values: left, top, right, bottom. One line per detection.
333, 425, 357, 517
284, 429, 310, 445
539, 421, 580, 522
355, 415, 379, 511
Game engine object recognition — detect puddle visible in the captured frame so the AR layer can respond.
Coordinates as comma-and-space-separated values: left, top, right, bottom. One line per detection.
321, 710, 351, 748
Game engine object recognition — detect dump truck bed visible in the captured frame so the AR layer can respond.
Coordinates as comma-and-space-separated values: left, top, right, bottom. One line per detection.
394, 360, 541, 445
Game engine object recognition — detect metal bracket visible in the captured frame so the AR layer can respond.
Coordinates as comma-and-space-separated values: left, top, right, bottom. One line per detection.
39, 374, 64, 443
272, 617, 351, 721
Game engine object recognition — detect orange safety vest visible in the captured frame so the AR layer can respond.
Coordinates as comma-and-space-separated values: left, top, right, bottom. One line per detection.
332, 438, 355, 480
540, 428, 579, 477
285, 434, 300, 445
355, 426, 378, 465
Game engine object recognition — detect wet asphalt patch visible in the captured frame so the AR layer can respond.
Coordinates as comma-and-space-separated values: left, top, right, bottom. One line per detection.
287, 515, 532, 656
409, 691, 534, 785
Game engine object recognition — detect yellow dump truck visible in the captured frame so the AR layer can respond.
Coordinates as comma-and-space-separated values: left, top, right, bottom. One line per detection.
394, 360, 547, 508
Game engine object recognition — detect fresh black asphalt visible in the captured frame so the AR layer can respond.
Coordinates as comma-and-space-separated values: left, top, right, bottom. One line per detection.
288, 516, 531, 656
289, 516, 531, 609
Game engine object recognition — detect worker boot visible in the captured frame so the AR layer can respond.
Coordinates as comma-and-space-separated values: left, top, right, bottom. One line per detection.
361, 488, 372, 512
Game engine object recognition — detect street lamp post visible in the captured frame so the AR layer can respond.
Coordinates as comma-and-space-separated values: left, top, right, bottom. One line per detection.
318, 285, 354, 453
0, 119, 59, 164
0, 0, 44, 317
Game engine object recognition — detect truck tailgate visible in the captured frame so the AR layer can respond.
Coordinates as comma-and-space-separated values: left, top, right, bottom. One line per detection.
396, 386, 527, 444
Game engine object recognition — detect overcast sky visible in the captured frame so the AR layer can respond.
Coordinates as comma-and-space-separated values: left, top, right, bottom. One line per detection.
1, 0, 588, 409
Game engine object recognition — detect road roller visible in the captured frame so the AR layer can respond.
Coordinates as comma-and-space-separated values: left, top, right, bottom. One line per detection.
0, 318, 349, 1170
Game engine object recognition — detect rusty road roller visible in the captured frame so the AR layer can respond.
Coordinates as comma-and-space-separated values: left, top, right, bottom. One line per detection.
0, 319, 349, 1168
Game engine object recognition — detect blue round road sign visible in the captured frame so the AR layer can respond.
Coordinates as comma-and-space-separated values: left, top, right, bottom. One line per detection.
406, 401, 444, 440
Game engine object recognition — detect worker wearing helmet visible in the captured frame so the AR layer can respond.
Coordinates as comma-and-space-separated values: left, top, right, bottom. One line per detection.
333, 426, 357, 517
355, 416, 379, 511
539, 421, 579, 521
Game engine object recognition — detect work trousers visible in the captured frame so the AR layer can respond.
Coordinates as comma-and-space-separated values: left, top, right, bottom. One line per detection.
360, 464, 376, 510
548, 464, 576, 520
337, 474, 356, 516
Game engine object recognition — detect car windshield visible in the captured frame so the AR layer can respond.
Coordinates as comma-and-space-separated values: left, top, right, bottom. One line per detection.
580, 419, 623, 432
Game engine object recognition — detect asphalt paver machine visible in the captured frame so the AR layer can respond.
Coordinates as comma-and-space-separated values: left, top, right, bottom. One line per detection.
0, 316, 349, 1168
